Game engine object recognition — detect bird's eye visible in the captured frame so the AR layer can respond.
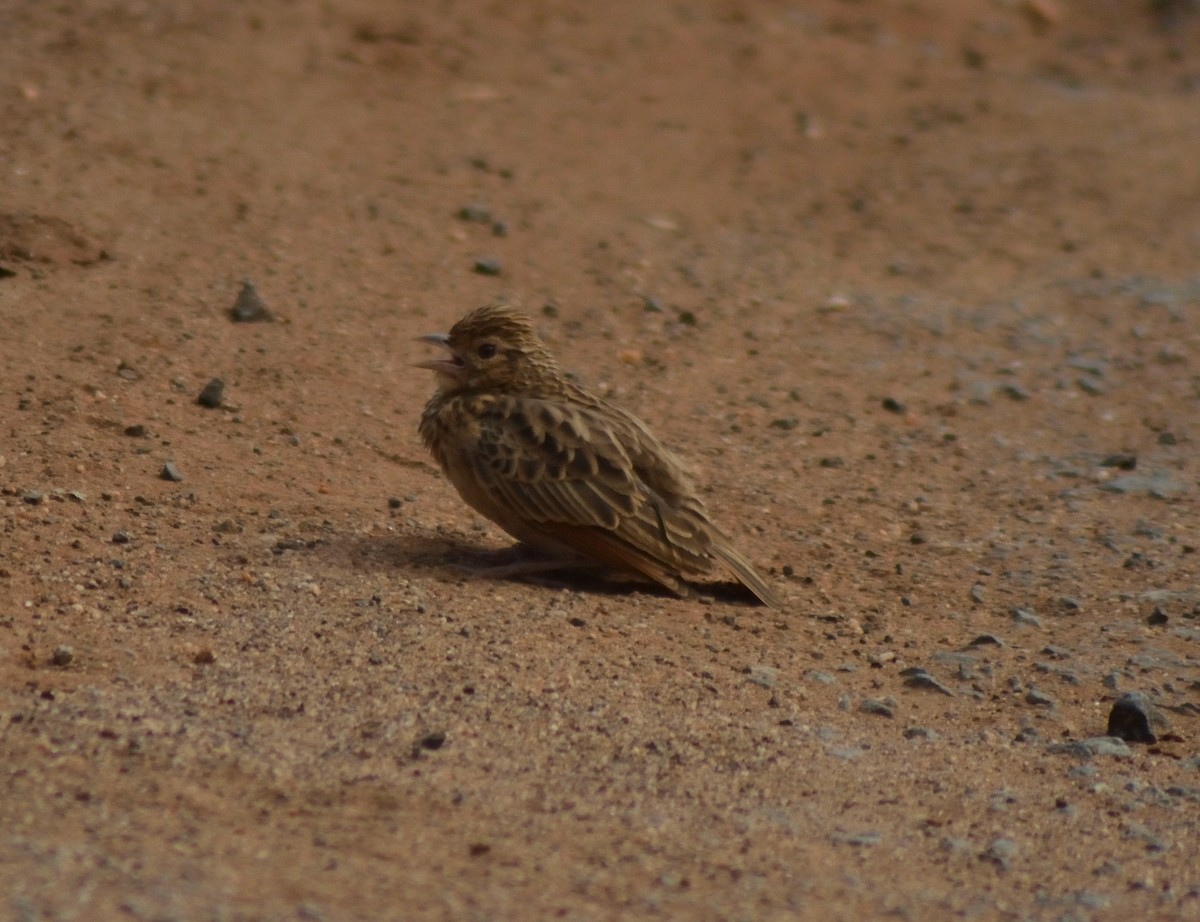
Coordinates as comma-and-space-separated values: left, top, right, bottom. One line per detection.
477, 342, 497, 359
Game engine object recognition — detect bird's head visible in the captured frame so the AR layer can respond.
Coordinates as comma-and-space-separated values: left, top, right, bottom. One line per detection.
417, 304, 562, 395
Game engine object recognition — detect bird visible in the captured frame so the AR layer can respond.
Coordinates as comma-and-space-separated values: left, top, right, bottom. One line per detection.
417, 303, 784, 609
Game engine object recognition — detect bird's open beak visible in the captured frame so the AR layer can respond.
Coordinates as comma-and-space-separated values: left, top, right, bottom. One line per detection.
415, 332, 466, 378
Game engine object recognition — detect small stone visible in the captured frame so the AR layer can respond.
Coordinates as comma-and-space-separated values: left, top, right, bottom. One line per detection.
859, 697, 896, 718
1010, 607, 1043, 627
473, 257, 502, 276
1047, 736, 1132, 759
803, 670, 836, 685
229, 280, 272, 322
387, 497, 404, 509
160, 461, 184, 482
968, 633, 1004, 647
1101, 453, 1137, 471
1147, 607, 1168, 626
1107, 692, 1165, 744
112, 531, 132, 544
457, 203, 491, 223
124, 424, 148, 437
830, 830, 883, 847
116, 360, 140, 381
769, 418, 799, 431
1025, 688, 1055, 708
50, 645, 74, 667
881, 397, 905, 414
746, 664, 778, 688
969, 583, 986, 603
22, 490, 43, 505
1102, 471, 1186, 498
197, 378, 225, 408
903, 726, 939, 740
900, 668, 954, 696
418, 732, 447, 751
981, 837, 1018, 869
193, 648, 215, 665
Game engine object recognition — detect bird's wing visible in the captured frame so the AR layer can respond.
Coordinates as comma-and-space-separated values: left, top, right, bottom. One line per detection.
469, 396, 717, 578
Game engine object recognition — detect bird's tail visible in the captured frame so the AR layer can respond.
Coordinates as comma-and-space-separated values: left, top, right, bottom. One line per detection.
709, 538, 786, 610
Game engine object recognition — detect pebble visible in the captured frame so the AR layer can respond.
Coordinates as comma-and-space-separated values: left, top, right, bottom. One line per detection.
473, 257, 502, 276
1010, 607, 1043, 627
197, 378, 225, 408
418, 732, 447, 752
803, 670, 836, 685
124, 424, 148, 437
903, 726, 939, 740
160, 461, 184, 482
50, 645, 74, 667
1101, 453, 1137, 470
900, 668, 954, 696
229, 280, 272, 322
859, 697, 896, 718
1047, 737, 1132, 759
22, 490, 43, 505
1102, 471, 1186, 498
981, 837, 1018, 869
1122, 822, 1167, 852
746, 665, 778, 688
457, 203, 491, 223
112, 531, 132, 544
830, 830, 883, 847
1025, 688, 1055, 708
881, 397, 905, 414
968, 633, 1004, 647
1106, 692, 1165, 744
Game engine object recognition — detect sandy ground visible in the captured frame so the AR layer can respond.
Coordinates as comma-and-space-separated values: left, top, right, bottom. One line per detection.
3, 1, 1200, 919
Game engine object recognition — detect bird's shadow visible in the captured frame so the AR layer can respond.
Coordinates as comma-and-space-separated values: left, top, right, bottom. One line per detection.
328, 531, 765, 607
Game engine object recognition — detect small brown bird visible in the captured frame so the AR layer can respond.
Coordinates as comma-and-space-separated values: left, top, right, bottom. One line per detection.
418, 304, 783, 608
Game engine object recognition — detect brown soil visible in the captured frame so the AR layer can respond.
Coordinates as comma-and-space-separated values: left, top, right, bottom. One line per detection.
3, 1, 1200, 919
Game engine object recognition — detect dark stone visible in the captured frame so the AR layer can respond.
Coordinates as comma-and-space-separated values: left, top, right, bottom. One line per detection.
197, 378, 225, 408
473, 257, 502, 276
229, 280, 272, 322
1107, 692, 1164, 744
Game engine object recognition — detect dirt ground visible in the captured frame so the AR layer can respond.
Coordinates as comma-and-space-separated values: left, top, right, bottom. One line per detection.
3, 1, 1200, 919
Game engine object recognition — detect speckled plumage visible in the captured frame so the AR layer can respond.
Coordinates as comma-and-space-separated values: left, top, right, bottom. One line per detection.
418, 304, 783, 608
